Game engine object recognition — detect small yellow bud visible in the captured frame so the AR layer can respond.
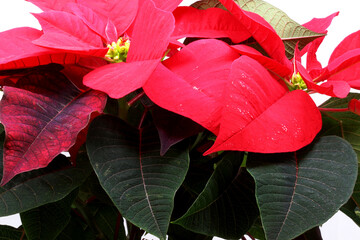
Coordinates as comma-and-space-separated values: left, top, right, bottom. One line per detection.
105, 36, 131, 63
290, 72, 307, 90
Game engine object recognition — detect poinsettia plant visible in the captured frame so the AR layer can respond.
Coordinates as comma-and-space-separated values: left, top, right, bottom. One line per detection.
1, 0, 360, 239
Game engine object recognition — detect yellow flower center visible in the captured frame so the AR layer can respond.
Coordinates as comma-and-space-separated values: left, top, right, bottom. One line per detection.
105, 36, 130, 63
290, 72, 307, 90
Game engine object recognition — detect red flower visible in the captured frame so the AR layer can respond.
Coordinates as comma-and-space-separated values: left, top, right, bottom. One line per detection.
83, 1, 174, 98
144, 39, 322, 154
28, 0, 175, 99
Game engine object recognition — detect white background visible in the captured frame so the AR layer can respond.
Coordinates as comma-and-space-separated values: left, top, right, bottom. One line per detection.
1, 0, 360, 239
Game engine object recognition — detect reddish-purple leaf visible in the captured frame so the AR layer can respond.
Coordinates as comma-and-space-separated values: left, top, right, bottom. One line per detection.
172, 7, 251, 43
205, 56, 321, 154
0, 28, 81, 71
0, 71, 107, 185
143, 39, 240, 134
152, 107, 204, 156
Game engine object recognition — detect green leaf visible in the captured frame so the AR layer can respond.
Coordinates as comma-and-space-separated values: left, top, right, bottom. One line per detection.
247, 136, 358, 240
320, 93, 360, 206
247, 217, 266, 240
20, 189, 78, 240
0, 225, 27, 240
56, 214, 96, 240
86, 115, 189, 240
0, 133, 92, 216
293, 227, 323, 240
173, 152, 259, 238
87, 203, 126, 240
192, 0, 324, 58
167, 224, 213, 240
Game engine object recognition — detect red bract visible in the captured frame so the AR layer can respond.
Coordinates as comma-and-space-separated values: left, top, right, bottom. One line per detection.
27, 0, 138, 36
83, 0, 175, 98
172, 6, 251, 43
205, 56, 321, 154
319, 30, 360, 89
143, 39, 240, 135
0, 71, 106, 185
218, 0, 290, 67
144, 39, 322, 154
229, 11, 358, 99
0, 28, 80, 71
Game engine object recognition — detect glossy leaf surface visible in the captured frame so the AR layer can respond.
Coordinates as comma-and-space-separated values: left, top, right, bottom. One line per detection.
247, 136, 358, 240
86, 115, 189, 239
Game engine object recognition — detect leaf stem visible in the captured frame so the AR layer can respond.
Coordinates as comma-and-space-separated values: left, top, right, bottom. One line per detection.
137, 108, 149, 130
318, 107, 348, 112
128, 91, 145, 107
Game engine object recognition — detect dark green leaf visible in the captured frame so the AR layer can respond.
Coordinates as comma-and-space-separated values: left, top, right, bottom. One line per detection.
77, 173, 114, 206
247, 217, 266, 240
293, 227, 323, 240
86, 115, 189, 240
0, 133, 92, 216
87, 203, 126, 240
0, 225, 27, 240
174, 152, 258, 238
56, 213, 96, 240
340, 198, 360, 227
247, 136, 358, 240
20, 189, 78, 240
167, 224, 213, 240
320, 94, 360, 207
172, 152, 216, 220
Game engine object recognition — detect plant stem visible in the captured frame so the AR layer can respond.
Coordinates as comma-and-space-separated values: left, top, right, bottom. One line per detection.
114, 212, 123, 240
318, 107, 348, 112
128, 91, 145, 106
